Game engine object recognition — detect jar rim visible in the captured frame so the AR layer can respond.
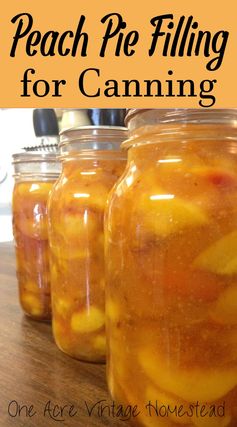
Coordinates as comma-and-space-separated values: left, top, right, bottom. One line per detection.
13, 173, 59, 180
59, 125, 128, 146
122, 108, 237, 149
125, 109, 151, 125
12, 152, 59, 164
59, 149, 127, 162
123, 109, 237, 149
125, 109, 237, 126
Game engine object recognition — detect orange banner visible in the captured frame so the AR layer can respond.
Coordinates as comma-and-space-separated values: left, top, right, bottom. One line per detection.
0, 0, 236, 107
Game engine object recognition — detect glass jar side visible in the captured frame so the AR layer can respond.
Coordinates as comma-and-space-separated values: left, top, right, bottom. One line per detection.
105, 112, 237, 426
48, 150, 126, 362
12, 152, 60, 321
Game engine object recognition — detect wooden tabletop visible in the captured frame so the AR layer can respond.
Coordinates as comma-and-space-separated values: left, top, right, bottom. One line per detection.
0, 242, 125, 427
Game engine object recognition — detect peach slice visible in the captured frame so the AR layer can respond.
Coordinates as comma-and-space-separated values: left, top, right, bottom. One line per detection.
192, 166, 237, 189
53, 297, 72, 318
14, 210, 49, 240
71, 306, 105, 334
137, 413, 175, 427
145, 385, 190, 425
210, 285, 237, 325
13, 182, 54, 240
133, 190, 208, 238
193, 231, 237, 275
21, 293, 43, 317
139, 349, 237, 402
193, 414, 231, 427
93, 335, 106, 353
146, 384, 231, 427
50, 209, 101, 260
106, 299, 121, 323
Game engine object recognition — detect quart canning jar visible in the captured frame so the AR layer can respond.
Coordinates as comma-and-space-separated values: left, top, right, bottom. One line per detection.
12, 152, 60, 321
105, 109, 237, 427
48, 125, 127, 362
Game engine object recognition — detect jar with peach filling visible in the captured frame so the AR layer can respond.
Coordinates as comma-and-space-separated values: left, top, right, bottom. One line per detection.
48, 126, 127, 362
105, 109, 237, 427
12, 152, 60, 321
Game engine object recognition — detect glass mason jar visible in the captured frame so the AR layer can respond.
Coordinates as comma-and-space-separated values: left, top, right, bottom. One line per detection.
48, 126, 127, 362
105, 109, 237, 427
12, 152, 60, 321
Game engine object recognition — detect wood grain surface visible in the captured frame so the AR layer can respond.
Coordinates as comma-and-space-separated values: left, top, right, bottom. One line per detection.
0, 242, 126, 427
